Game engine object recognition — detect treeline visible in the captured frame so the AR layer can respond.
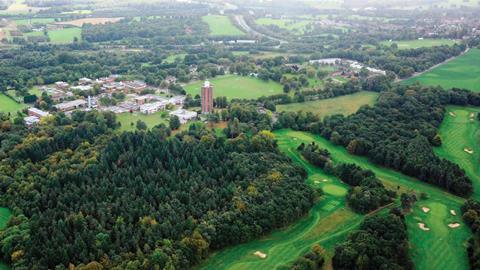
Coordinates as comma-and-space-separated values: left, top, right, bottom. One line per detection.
277, 86, 475, 197
299, 142, 395, 213
462, 200, 480, 269
333, 210, 413, 269
288, 244, 325, 270
0, 117, 314, 269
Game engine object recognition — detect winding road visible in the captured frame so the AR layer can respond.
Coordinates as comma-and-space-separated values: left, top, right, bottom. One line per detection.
234, 15, 288, 45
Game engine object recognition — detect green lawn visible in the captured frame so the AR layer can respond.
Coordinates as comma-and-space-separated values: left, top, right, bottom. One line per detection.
202, 15, 245, 36
272, 130, 470, 270
381, 38, 458, 49
117, 111, 168, 132
0, 93, 26, 114
255, 18, 310, 33
403, 49, 480, 92
47, 27, 81, 44
277, 91, 379, 118
14, 18, 55, 25
0, 208, 12, 270
164, 53, 186, 64
435, 106, 480, 199
184, 75, 283, 100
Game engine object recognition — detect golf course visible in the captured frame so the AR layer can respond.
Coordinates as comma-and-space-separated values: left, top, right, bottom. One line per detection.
184, 75, 283, 99
404, 48, 480, 92
199, 129, 470, 270
435, 106, 480, 199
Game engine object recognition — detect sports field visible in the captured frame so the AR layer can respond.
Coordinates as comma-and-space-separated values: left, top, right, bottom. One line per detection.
202, 15, 244, 36
435, 106, 480, 199
381, 38, 458, 49
404, 49, 480, 92
255, 18, 310, 33
277, 91, 379, 118
117, 111, 168, 132
0, 93, 26, 114
184, 75, 283, 100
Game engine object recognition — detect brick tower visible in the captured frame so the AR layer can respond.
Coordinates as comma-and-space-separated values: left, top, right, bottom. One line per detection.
201, 80, 213, 114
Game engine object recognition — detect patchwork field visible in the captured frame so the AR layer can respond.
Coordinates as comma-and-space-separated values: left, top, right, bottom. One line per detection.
0, 93, 26, 114
14, 18, 56, 26
55, 17, 123, 27
277, 91, 379, 118
0, 0, 45, 15
184, 75, 283, 100
202, 15, 245, 36
404, 48, 480, 92
381, 38, 458, 49
117, 111, 168, 132
435, 106, 480, 199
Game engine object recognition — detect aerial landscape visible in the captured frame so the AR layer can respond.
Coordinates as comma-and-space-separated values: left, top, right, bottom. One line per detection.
0, 0, 479, 269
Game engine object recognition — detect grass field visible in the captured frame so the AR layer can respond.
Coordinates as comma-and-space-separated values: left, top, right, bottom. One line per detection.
277, 91, 379, 118
164, 53, 187, 64
117, 111, 168, 132
184, 75, 283, 100
202, 15, 244, 36
47, 27, 81, 44
55, 17, 122, 27
0, 93, 26, 114
404, 48, 480, 92
255, 18, 310, 33
435, 106, 480, 199
0, 208, 11, 270
14, 18, 55, 26
272, 130, 470, 270
381, 38, 458, 49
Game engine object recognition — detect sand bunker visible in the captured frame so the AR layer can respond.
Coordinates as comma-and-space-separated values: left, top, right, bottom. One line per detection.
418, 223, 430, 231
448, 223, 461, 229
314, 180, 321, 184
254, 251, 267, 259
470, 113, 475, 119
450, 210, 457, 216
422, 207, 430, 213
464, 148, 474, 154
449, 112, 457, 117
323, 179, 329, 182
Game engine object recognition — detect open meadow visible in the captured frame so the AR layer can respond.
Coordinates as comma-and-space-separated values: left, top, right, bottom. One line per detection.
55, 17, 123, 27
277, 91, 379, 118
117, 111, 168, 132
184, 75, 283, 99
0, 93, 26, 114
14, 18, 56, 26
404, 48, 480, 92
255, 18, 310, 34
435, 106, 480, 199
202, 15, 244, 36
381, 38, 458, 49
47, 27, 82, 43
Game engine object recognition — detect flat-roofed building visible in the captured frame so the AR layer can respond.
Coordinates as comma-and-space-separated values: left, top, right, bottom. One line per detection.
28, 108, 50, 118
170, 109, 198, 124
54, 99, 87, 112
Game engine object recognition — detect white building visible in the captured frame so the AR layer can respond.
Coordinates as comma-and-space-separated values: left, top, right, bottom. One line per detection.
169, 109, 197, 124
24, 116, 40, 126
71, 85, 93, 92
140, 101, 169, 114
169, 96, 186, 105
54, 99, 87, 112
309, 58, 341, 65
28, 108, 50, 118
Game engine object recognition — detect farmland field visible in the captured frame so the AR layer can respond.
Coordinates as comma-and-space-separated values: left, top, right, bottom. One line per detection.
277, 91, 379, 118
381, 38, 458, 49
403, 48, 480, 92
0, 93, 26, 114
55, 17, 123, 27
202, 15, 244, 36
184, 75, 283, 99
14, 18, 56, 26
47, 27, 81, 43
435, 106, 480, 199
117, 111, 168, 131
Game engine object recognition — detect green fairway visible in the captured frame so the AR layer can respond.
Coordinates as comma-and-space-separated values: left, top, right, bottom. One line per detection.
435, 106, 480, 199
404, 48, 480, 92
277, 92, 379, 118
47, 27, 81, 44
117, 111, 168, 132
273, 130, 470, 270
0, 93, 26, 114
184, 75, 283, 100
255, 18, 310, 33
198, 132, 362, 270
202, 15, 244, 36
381, 38, 458, 49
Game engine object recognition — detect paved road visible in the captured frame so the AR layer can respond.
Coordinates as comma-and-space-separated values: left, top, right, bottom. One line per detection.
234, 15, 288, 44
